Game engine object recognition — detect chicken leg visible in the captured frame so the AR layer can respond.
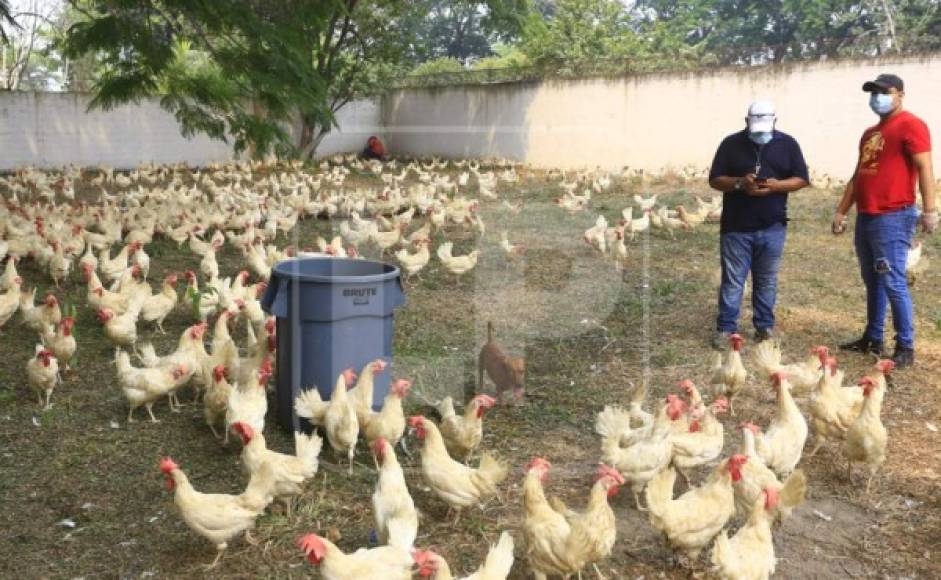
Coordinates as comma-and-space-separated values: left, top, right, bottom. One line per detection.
206, 544, 227, 569
145, 403, 161, 423
633, 491, 647, 512
807, 436, 825, 457
866, 468, 878, 494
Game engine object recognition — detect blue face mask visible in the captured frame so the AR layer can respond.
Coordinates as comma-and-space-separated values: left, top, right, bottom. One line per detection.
749, 131, 773, 145
870, 93, 894, 116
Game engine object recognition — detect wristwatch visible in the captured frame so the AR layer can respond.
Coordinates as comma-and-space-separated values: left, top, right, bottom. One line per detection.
733, 178, 744, 191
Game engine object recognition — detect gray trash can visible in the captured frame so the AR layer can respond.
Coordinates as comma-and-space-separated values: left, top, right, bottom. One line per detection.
260, 257, 406, 431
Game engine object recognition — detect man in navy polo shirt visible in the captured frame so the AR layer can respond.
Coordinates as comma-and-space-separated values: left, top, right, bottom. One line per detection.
708, 101, 810, 349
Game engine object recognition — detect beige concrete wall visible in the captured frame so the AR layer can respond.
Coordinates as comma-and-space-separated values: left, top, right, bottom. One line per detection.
0, 93, 380, 170
383, 55, 941, 177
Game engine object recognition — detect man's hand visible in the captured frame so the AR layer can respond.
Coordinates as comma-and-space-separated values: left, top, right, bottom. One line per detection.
920, 209, 939, 234
832, 212, 847, 235
744, 174, 772, 197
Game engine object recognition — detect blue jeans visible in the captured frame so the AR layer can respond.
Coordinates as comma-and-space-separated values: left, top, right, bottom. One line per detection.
717, 223, 786, 333
854, 205, 917, 349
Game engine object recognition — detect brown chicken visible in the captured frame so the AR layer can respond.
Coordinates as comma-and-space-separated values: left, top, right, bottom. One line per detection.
408, 415, 507, 523
437, 394, 496, 462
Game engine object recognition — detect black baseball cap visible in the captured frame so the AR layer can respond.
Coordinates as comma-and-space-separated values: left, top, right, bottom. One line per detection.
862, 74, 904, 93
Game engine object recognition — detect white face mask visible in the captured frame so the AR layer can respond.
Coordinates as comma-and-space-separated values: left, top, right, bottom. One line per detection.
747, 114, 776, 137
869, 93, 895, 116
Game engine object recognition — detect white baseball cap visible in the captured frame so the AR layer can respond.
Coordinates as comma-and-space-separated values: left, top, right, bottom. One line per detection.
747, 100, 776, 132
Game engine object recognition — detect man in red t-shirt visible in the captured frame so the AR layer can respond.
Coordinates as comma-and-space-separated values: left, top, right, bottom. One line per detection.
832, 73, 937, 368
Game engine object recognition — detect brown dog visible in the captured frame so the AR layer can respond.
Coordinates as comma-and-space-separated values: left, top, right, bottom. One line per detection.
478, 321, 525, 404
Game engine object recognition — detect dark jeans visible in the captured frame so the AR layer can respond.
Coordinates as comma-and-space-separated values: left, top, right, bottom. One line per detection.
855, 205, 917, 349
717, 223, 786, 333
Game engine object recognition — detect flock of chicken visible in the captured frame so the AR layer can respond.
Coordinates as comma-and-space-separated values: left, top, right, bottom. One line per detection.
581, 333, 892, 578
0, 156, 894, 579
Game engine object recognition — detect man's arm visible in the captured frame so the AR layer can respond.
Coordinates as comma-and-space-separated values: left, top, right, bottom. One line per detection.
914, 151, 937, 233
832, 175, 857, 235
709, 176, 742, 192
764, 176, 809, 194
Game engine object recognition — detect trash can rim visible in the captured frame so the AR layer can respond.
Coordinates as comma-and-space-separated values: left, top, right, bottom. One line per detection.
272, 257, 401, 284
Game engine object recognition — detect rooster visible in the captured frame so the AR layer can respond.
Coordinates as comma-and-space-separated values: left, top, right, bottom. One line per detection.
160, 457, 274, 569
408, 415, 507, 524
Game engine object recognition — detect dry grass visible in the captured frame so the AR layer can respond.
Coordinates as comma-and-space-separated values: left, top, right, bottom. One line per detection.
1, 162, 940, 578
